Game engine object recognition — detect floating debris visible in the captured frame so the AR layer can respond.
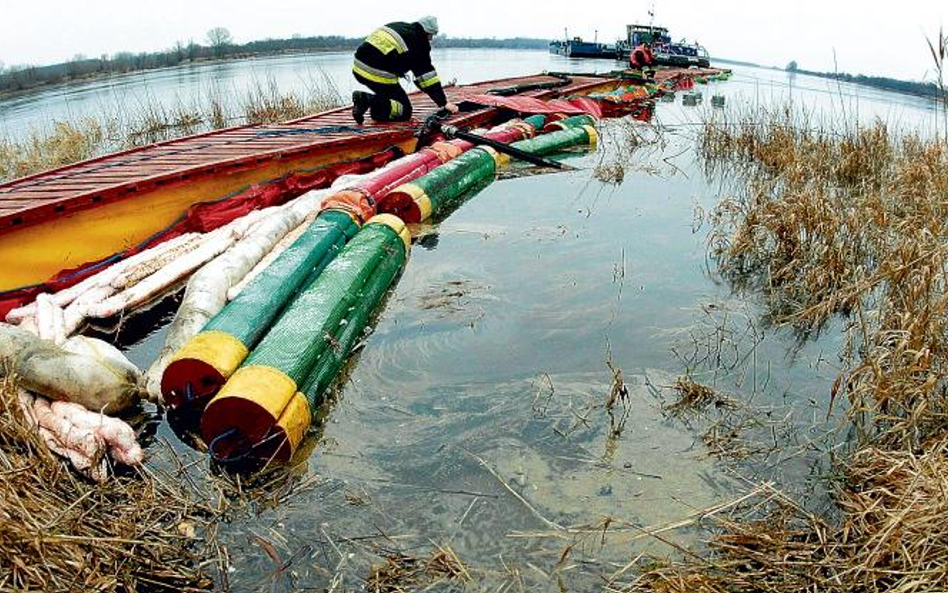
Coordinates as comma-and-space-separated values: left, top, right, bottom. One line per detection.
682, 92, 703, 106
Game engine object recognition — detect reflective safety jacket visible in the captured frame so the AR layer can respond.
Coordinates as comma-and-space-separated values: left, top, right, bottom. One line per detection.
353, 21, 448, 107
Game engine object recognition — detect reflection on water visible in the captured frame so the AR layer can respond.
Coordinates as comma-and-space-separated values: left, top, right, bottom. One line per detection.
3, 50, 941, 589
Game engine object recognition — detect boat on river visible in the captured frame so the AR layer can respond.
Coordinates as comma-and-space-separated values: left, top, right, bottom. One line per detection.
617, 24, 710, 68
550, 37, 618, 59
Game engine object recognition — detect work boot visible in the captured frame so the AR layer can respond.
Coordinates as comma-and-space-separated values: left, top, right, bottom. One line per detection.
351, 91, 372, 125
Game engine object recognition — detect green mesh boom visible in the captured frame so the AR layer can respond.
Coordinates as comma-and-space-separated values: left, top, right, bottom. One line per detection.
202, 209, 358, 348
411, 148, 497, 216
510, 126, 592, 157
244, 223, 403, 384
298, 244, 405, 412
551, 114, 597, 129
522, 114, 547, 130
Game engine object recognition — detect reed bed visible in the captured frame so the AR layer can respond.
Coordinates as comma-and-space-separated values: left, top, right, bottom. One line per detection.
626, 102, 948, 592
702, 103, 948, 445
625, 437, 948, 593
0, 374, 219, 591
0, 73, 344, 183
0, 118, 105, 181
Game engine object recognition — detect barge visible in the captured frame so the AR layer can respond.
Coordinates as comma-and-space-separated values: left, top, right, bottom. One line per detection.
0, 74, 618, 297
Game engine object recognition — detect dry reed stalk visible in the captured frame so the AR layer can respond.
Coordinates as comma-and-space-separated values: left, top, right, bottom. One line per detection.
666, 376, 735, 416
366, 545, 469, 592
0, 119, 104, 181
702, 104, 948, 445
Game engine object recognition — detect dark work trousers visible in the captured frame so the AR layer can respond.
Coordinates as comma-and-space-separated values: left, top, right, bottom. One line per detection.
353, 71, 412, 122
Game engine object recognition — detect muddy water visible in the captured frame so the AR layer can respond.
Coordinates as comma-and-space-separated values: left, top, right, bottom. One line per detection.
4, 51, 942, 589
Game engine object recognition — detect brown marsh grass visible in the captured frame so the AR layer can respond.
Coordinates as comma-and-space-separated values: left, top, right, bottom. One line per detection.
0, 72, 344, 183
702, 103, 948, 445
625, 438, 948, 593
626, 101, 948, 593
0, 118, 105, 181
0, 374, 220, 591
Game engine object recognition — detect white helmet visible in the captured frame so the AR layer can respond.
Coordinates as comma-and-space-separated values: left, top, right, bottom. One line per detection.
418, 16, 439, 36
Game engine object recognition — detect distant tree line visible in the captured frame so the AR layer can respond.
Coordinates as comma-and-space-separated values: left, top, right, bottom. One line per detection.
784, 61, 942, 100
0, 29, 549, 95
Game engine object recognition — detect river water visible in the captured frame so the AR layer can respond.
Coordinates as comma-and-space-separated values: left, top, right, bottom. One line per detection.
2, 50, 943, 590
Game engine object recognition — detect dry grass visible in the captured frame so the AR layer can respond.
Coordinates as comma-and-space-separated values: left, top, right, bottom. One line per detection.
702, 104, 948, 446
0, 118, 104, 181
0, 73, 344, 183
366, 545, 469, 592
625, 102, 948, 593
0, 375, 219, 591
666, 375, 735, 416
240, 73, 342, 124
593, 115, 668, 184
625, 437, 948, 593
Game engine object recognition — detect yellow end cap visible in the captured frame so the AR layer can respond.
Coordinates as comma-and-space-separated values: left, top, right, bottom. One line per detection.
366, 213, 412, 253
214, 365, 298, 419
171, 330, 249, 379
367, 212, 406, 235
398, 226, 413, 254
414, 193, 432, 223
272, 391, 312, 458
582, 124, 599, 147
475, 145, 505, 167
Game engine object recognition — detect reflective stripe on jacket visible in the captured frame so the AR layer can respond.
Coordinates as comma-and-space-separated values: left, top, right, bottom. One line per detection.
354, 21, 448, 106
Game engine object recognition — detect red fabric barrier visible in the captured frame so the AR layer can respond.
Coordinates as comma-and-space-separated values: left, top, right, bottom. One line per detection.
675, 76, 695, 90
460, 94, 603, 119
0, 148, 399, 318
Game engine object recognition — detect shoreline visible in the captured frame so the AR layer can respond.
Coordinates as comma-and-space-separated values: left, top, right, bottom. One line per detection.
0, 42, 549, 100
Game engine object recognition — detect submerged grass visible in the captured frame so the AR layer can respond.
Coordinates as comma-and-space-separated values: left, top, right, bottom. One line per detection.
366, 545, 469, 592
0, 72, 344, 183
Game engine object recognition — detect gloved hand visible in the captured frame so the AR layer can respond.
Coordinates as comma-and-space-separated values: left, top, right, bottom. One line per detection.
435, 103, 459, 119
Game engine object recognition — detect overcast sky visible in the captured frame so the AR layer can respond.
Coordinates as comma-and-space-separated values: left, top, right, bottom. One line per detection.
0, 1, 944, 81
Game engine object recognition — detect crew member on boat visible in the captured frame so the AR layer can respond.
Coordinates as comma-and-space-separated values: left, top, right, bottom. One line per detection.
351, 16, 458, 124
629, 42, 655, 70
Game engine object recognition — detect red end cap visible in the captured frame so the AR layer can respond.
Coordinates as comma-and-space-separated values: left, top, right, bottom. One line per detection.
200, 396, 279, 448
376, 190, 423, 223
161, 358, 227, 410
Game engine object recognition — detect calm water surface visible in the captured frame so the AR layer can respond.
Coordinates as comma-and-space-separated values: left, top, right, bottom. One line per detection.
2, 50, 942, 590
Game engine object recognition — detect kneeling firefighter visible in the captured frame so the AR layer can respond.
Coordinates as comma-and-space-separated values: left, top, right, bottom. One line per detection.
351, 16, 459, 124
